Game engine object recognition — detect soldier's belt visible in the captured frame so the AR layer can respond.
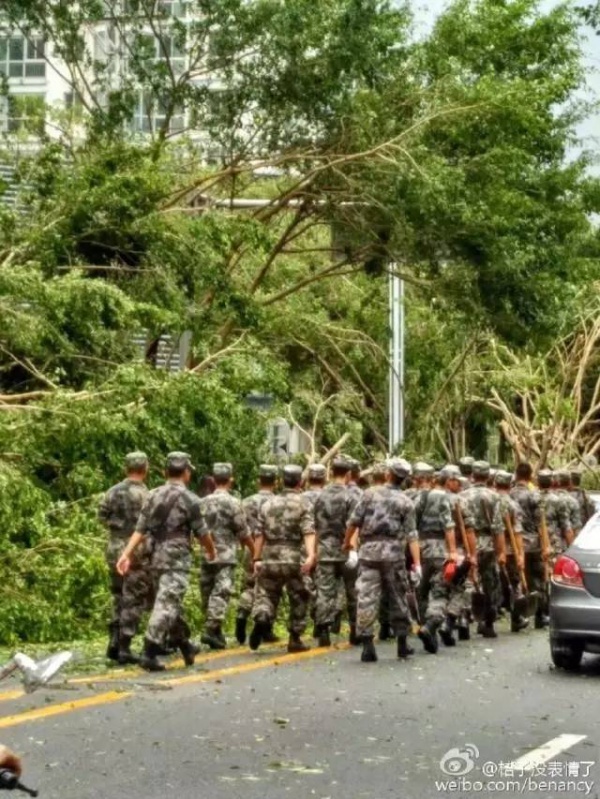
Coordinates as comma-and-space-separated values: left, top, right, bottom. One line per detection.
420, 530, 446, 540
152, 530, 192, 543
362, 533, 401, 541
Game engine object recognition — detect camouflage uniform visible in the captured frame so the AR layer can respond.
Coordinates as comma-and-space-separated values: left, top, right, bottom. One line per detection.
137, 482, 207, 648
98, 476, 150, 640
539, 489, 571, 555
238, 488, 275, 620
252, 489, 313, 634
510, 482, 546, 615
350, 485, 417, 639
198, 489, 250, 627
314, 484, 359, 630
460, 480, 503, 627
554, 487, 581, 537
414, 488, 454, 625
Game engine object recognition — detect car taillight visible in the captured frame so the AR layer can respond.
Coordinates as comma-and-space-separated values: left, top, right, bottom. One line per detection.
553, 556, 584, 588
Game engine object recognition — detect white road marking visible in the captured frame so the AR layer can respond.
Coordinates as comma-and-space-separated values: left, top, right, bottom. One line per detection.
508, 734, 588, 772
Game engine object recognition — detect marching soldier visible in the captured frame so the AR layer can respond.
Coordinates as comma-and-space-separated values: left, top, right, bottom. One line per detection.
344, 459, 421, 663
250, 465, 316, 653
553, 470, 581, 544
460, 461, 506, 638
117, 452, 216, 672
439, 464, 472, 641
495, 470, 528, 633
236, 465, 279, 645
98, 452, 151, 663
510, 462, 546, 628
304, 464, 327, 506
571, 471, 596, 527
413, 463, 457, 653
313, 458, 360, 647
536, 469, 572, 628
199, 463, 254, 650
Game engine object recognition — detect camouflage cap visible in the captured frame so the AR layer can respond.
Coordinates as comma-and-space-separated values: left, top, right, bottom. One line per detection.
458, 456, 475, 476
537, 469, 553, 488
259, 464, 279, 480
554, 469, 571, 487
494, 470, 512, 488
166, 451, 195, 471
346, 458, 361, 473
283, 464, 303, 482
472, 460, 491, 478
439, 464, 461, 482
125, 451, 148, 471
413, 461, 434, 477
371, 461, 388, 479
307, 463, 327, 480
332, 457, 351, 472
387, 458, 412, 479
213, 462, 233, 479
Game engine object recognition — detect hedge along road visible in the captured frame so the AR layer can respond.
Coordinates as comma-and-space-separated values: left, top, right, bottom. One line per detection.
2, 630, 600, 799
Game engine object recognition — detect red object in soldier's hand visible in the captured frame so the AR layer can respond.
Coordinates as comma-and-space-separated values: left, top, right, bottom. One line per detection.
443, 561, 457, 583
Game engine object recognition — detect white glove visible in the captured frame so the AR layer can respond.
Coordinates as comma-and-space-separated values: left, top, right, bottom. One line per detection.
346, 550, 359, 569
410, 564, 422, 587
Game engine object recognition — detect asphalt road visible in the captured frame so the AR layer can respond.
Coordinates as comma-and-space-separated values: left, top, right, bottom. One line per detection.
2, 625, 600, 799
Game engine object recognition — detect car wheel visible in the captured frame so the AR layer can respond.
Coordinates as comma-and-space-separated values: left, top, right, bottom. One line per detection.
550, 639, 584, 671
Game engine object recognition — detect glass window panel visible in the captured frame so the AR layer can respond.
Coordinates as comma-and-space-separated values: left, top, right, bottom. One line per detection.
0, 40, 7, 61
25, 62, 46, 78
9, 38, 24, 61
9, 63, 24, 78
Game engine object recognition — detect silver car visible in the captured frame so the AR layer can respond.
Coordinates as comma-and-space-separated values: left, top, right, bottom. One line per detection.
549, 509, 600, 670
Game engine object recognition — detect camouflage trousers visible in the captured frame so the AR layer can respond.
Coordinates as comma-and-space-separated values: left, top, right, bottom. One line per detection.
253, 563, 310, 635
418, 555, 450, 625
200, 563, 236, 626
315, 561, 357, 627
120, 565, 155, 639
106, 539, 127, 632
146, 569, 190, 647
237, 558, 256, 619
356, 560, 411, 638
478, 551, 501, 620
525, 551, 548, 615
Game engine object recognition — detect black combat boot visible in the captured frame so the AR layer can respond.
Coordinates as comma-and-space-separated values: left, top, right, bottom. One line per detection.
201, 625, 226, 651
349, 623, 360, 646
179, 639, 198, 667
117, 635, 140, 666
439, 616, 457, 647
287, 632, 310, 653
235, 615, 248, 645
476, 621, 486, 635
397, 635, 414, 659
457, 616, 471, 641
140, 639, 166, 672
534, 610, 550, 629
331, 611, 343, 635
361, 636, 378, 662
418, 620, 439, 654
263, 623, 280, 644
481, 609, 498, 639
318, 625, 331, 648
106, 625, 120, 662
379, 623, 393, 642
249, 617, 269, 651
511, 612, 530, 633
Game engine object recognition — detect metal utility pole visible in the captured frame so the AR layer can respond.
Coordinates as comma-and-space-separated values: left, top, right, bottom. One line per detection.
388, 264, 405, 452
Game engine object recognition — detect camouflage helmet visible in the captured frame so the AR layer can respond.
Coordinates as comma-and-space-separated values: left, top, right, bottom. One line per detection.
413, 461, 434, 478
258, 464, 278, 480
213, 462, 233, 479
439, 464, 461, 483
458, 456, 475, 476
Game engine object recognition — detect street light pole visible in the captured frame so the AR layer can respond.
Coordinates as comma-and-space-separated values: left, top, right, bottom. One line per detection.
388, 264, 405, 453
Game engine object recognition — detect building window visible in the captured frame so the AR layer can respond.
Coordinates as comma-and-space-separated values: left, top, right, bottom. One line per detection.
131, 91, 184, 134
0, 37, 46, 79
3, 94, 46, 136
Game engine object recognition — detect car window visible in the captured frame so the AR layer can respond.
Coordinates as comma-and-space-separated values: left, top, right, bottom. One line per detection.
574, 513, 600, 550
